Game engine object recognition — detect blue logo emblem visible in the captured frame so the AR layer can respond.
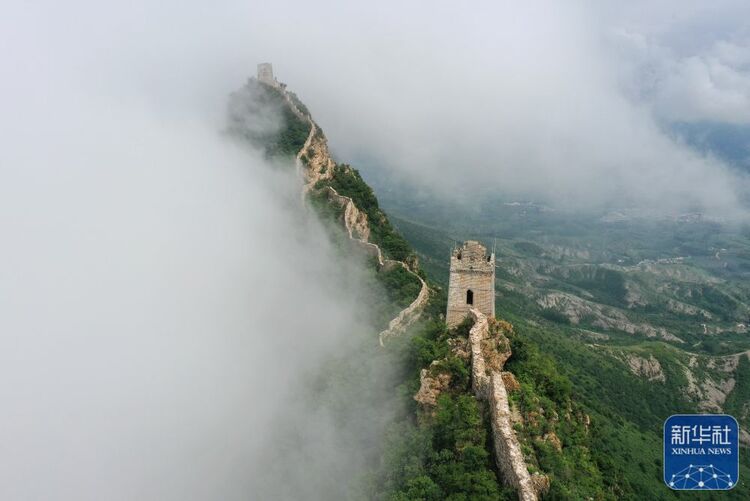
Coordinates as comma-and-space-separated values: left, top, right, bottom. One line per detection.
664, 414, 739, 490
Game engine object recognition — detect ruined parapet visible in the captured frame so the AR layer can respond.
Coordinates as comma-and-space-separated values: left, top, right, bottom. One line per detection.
325, 187, 370, 241
320, 188, 429, 345
488, 373, 539, 501
378, 269, 431, 345
300, 127, 336, 190
272, 71, 429, 343
468, 309, 512, 396
469, 309, 491, 397
467, 308, 541, 501
281, 92, 335, 191
324, 186, 385, 265
273, 80, 335, 192
446, 241, 495, 327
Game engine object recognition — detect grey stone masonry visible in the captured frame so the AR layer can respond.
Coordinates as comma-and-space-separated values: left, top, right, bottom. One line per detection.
488, 372, 538, 501
257, 62, 278, 87
467, 309, 539, 501
446, 241, 495, 327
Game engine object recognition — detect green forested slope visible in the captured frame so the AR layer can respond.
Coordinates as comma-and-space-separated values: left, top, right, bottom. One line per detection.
384, 211, 750, 499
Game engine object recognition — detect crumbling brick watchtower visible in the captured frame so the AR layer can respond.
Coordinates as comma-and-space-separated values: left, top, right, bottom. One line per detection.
257, 62, 278, 87
446, 240, 495, 327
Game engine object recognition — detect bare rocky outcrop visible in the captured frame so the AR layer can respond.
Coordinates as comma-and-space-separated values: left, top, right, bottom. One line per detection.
684, 365, 737, 412
666, 298, 712, 319
607, 345, 746, 415
279, 85, 430, 344
448, 337, 470, 361
701, 377, 736, 412
542, 432, 563, 452
612, 347, 746, 415
683, 352, 749, 413
538, 291, 684, 343
415, 364, 452, 410
720, 351, 749, 371
666, 351, 745, 413
502, 371, 521, 392
546, 245, 590, 260
625, 354, 666, 382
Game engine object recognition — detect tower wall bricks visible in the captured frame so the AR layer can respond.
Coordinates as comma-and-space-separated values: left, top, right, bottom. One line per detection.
446, 240, 495, 327
257, 62, 277, 87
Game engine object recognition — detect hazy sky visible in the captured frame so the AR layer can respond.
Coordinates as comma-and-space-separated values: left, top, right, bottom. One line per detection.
1, 1, 749, 499
246, 0, 750, 215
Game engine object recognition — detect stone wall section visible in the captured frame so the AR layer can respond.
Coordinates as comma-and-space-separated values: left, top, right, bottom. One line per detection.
488, 373, 539, 501
301, 125, 336, 191
469, 310, 491, 397
280, 86, 429, 344
325, 187, 370, 241
281, 94, 335, 191
468, 309, 542, 501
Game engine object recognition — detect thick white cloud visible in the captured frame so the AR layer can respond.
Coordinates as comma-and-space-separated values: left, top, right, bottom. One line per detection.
610, 15, 750, 126
0, 2, 385, 500
654, 47, 750, 124
234, 0, 749, 216
7, 0, 745, 215
0, 84, 376, 500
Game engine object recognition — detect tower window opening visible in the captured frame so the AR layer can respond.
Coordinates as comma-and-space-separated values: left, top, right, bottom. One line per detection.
466, 289, 474, 305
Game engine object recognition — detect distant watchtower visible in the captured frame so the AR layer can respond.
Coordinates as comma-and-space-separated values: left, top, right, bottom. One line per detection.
257, 62, 277, 87
446, 240, 495, 327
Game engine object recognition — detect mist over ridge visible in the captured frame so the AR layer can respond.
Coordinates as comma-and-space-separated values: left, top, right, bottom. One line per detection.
1, 2, 400, 499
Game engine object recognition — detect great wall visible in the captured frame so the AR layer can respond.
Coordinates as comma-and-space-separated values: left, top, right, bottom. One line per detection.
263, 65, 546, 499
415, 307, 548, 500
276, 76, 431, 346
467, 309, 547, 501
